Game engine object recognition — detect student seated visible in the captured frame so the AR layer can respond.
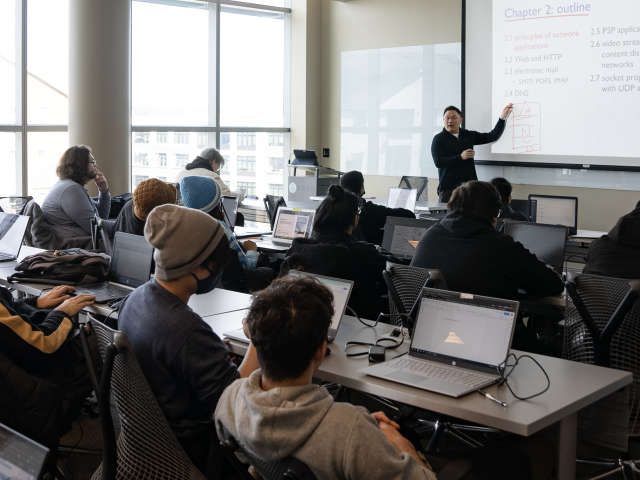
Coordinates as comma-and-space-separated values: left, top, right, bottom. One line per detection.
111, 178, 177, 240
490, 177, 527, 222
411, 181, 564, 300
583, 200, 640, 279
180, 175, 276, 292
286, 184, 401, 319
175, 147, 245, 201
42, 145, 112, 238
340, 170, 415, 245
117, 204, 260, 471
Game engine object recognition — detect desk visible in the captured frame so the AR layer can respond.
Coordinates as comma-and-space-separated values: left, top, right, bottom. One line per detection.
221, 315, 631, 480
242, 197, 449, 214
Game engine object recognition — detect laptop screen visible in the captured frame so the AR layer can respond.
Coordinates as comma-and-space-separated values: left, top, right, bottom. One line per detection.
387, 188, 417, 211
381, 217, 439, 257
504, 222, 567, 269
110, 232, 154, 287
0, 423, 49, 480
528, 195, 578, 233
411, 289, 518, 369
222, 196, 239, 228
0, 213, 28, 256
273, 208, 316, 241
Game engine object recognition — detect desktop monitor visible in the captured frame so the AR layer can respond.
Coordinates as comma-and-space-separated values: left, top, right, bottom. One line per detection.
528, 195, 578, 235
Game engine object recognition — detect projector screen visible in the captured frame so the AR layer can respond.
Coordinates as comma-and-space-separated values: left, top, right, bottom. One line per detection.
465, 0, 640, 170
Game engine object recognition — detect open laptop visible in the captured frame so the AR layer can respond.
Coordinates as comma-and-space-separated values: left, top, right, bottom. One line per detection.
0, 422, 49, 480
387, 187, 417, 211
253, 207, 316, 249
74, 232, 154, 303
0, 213, 29, 261
361, 288, 519, 398
504, 222, 567, 274
222, 195, 239, 230
224, 272, 354, 343
528, 194, 578, 235
381, 217, 440, 257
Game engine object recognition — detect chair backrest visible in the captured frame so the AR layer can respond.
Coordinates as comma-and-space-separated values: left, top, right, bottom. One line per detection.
84, 317, 206, 480
22, 200, 60, 250
91, 216, 113, 257
562, 273, 640, 436
0, 196, 33, 215
263, 195, 286, 230
384, 263, 447, 327
398, 177, 428, 201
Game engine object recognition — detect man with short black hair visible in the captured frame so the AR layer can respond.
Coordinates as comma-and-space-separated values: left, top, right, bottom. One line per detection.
432, 104, 513, 203
411, 180, 563, 300
340, 170, 415, 245
490, 177, 527, 221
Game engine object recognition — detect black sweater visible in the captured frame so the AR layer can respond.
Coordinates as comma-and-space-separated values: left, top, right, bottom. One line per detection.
359, 201, 415, 245
111, 199, 146, 242
410, 211, 564, 300
431, 119, 506, 191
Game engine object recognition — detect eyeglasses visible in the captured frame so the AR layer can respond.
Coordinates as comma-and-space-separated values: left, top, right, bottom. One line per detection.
89, 161, 97, 166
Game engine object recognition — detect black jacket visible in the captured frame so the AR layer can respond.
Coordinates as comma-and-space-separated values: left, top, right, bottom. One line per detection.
111, 199, 146, 242
583, 201, 640, 279
431, 119, 506, 191
410, 211, 564, 300
359, 201, 415, 245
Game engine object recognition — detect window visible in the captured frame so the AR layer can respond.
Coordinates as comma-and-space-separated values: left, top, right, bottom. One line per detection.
197, 132, 208, 148
269, 157, 283, 173
134, 153, 149, 166
135, 132, 150, 144
157, 132, 168, 143
157, 153, 167, 167
237, 133, 256, 151
237, 181, 256, 196
175, 153, 189, 167
134, 175, 149, 187
222, 179, 231, 188
268, 133, 283, 146
174, 132, 191, 144
220, 155, 230, 173
157, 176, 167, 182
237, 156, 256, 176
220, 133, 230, 150
268, 183, 283, 196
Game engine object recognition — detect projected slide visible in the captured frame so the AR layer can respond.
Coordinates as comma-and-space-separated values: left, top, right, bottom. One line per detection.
491, 0, 640, 159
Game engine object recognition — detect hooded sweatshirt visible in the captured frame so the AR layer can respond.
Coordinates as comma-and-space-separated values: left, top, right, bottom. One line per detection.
583, 200, 640, 279
410, 211, 564, 300
215, 370, 436, 480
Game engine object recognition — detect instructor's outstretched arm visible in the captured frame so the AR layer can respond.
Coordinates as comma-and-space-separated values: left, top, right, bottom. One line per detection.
472, 103, 513, 145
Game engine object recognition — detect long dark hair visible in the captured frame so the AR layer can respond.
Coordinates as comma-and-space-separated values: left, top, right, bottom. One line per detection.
56, 145, 93, 184
312, 184, 360, 235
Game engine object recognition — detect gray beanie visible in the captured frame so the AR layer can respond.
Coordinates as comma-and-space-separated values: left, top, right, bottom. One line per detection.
144, 204, 226, 281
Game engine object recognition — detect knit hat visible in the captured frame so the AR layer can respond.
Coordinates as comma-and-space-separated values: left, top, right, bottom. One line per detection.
144, 204, 226, 281
180, 176, 222, 213
133, 178, 178, 221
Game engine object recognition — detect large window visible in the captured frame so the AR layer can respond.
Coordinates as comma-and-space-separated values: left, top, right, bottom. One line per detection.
237, 181, 256, 196
131, 0, 290, 194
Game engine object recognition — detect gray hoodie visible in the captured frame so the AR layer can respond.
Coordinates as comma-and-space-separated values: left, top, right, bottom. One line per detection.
215, 370, 436, 480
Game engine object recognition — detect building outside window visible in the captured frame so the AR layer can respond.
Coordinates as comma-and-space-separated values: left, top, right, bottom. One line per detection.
237, 132, 256, 151
268, 183, 283, 196
268, 133, 283, 146
222, 179, 230, 188
157, 132, 168, 143
134, 153, 149, 166
220, 133, 230, 150
220, 155, 230, 173
174, 132, 190, 144
237, 181, 255, 196
134, 175, 149, 187
135, 132, 150, 144
157, 153, 167, 167
197, 132, 208, 147
157, 176, 167, 182
269, 157, 283, 173
237, 156, 256, 176
175, 153, 189, 167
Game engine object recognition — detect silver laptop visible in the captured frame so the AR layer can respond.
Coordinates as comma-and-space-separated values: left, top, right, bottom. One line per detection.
224, 272, 354, 343
381, 217, 439, 258
387, 187, 417, 211
74, 232, 154, 303
0, 422, 49, 480
254, 207, 316, 249
222, 195, 239, 229
361, 288, 519, 398
0, 213, 29, 262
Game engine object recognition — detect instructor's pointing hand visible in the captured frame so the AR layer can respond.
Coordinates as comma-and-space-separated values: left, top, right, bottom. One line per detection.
501, 103, 514, 119
461, 149, 475, 160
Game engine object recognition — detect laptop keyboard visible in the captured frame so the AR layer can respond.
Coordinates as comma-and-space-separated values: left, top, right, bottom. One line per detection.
390, 357, 494, 388
0, 252, 15, 260
79, 284, 132, 298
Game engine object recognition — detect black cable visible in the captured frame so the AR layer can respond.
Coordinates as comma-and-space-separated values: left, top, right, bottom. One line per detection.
496, 353, 550, 400
344, 307, 411, 357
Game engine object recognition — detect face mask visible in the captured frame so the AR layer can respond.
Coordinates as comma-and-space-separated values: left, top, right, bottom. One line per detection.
191, 267, 223, 295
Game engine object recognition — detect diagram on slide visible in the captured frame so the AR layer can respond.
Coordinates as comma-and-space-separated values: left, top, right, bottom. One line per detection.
510, 101, 542, 154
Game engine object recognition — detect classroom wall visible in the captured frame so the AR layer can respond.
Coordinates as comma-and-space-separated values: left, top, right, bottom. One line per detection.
317, 0, 640, 232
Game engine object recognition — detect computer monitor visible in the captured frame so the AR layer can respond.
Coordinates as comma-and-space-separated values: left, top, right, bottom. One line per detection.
387, 188, 417, 211
0, 422, 49, 480
528, 195, 578, 235
222, 195, 239, 229
381, 217, 440, 257
504, 222, 567, 272
110, 232, 155, 287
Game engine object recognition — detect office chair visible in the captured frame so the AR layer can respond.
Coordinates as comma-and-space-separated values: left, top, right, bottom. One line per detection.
22, 200, 94, 250
81, 317, 207, 480
398, 176, 428, 201
562, 273, 640, 479
91, 216, 112, 257
263, 195, 286, 230
0, 196, 33, 215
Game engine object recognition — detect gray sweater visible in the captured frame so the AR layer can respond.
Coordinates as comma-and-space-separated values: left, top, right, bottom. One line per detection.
42, 178, 111, 238
215, 370, 436, 480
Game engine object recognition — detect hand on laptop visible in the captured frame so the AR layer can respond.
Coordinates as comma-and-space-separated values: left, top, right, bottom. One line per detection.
240, 240, 258, 253
37, 285, 76, 309
55, 294, 96, 317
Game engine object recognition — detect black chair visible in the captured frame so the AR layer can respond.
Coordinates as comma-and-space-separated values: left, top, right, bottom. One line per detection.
91, 216, 112, 257
263, 195, 286, 230
398, 176, 428, 201
562, 273, 640, 479
0, 196, 33, 215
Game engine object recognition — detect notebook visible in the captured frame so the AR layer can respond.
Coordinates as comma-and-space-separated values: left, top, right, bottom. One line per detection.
0, 213, 29, 262
380, 217, 440, 257
253, 207, 316, 249
0, 422, 49, 480
361, 288, 518, 398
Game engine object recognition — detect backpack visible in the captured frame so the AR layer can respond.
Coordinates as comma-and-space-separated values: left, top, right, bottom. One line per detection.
8, 248, 111, 286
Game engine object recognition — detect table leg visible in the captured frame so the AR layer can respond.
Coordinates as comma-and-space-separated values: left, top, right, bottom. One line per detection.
557, 412, 578, 480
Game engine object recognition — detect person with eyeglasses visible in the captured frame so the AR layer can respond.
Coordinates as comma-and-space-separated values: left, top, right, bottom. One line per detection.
175, 147, 245, 201
42, 144, 112, 238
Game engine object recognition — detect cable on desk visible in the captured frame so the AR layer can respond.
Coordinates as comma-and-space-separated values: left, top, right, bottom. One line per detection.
344, 307, 411, 357
496, 353, 550, 400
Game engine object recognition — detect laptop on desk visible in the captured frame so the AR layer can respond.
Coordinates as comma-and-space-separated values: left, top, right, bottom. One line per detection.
387, 188, 417, 211
253, 207, 316, 249
0, 422, 49, 480
504, 222, 567, 274
222, 196, 239, 230
0, 213, 29, 262
381, 217, 440, 258
361, 288, 518, 398
74, 232, 154, 303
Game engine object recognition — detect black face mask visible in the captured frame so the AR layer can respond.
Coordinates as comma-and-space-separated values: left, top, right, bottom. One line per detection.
191, 267, 223, 295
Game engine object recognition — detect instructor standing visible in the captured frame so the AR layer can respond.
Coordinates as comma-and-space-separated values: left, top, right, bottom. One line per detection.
432, 104, 513, 203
